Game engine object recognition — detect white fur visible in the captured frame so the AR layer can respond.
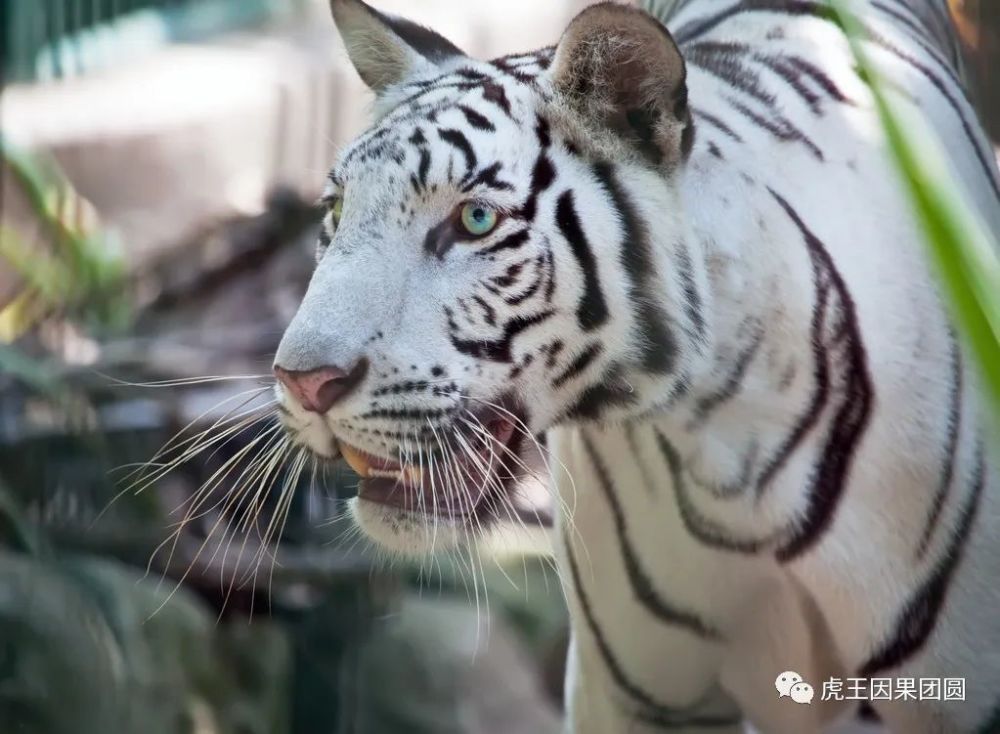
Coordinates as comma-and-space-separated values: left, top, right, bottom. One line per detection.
274, 1, 1000, 732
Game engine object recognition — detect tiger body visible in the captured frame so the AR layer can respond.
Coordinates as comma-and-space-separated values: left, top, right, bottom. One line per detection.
273, 1, 1000, 732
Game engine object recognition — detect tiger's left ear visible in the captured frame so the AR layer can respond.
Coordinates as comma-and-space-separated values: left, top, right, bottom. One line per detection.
330, 0, 467, 93
549, 2, 693, 167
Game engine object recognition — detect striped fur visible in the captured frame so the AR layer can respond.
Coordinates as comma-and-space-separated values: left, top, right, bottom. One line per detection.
274, 1, 1000, 732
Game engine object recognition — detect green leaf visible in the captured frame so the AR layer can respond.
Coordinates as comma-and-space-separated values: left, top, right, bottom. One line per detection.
1, 138, 130, 335
829, 0, 1000, 418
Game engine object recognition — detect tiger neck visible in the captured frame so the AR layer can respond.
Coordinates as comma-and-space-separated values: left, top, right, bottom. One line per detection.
638, 151, 808, 437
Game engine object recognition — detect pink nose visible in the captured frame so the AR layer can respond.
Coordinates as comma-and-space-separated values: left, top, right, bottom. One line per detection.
273, 361, 366, 414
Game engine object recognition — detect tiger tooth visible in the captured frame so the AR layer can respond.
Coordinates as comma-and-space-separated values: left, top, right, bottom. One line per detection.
366, 466, 424, 483
340, 443, 372, 478
339, 444, 425, 484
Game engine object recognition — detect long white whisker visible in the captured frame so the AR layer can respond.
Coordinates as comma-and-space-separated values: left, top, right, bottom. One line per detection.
97, 372, 272, 388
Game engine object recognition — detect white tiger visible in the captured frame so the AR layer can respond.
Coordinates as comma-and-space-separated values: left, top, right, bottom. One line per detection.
272, 0, 1000, 731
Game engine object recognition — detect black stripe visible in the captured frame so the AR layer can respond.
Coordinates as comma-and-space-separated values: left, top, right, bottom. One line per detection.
686, 42, 776, 108
534, 48, 554, 70
480, 229, 530, 256
769, 191, 873, 563
456, 104, 495, 131
552, 343, 603, 388
655, 429, 773, 553
724, 95, 824, 160
447, 308, 554, 363
676, 243, 707, 342
689, 329, 764, 428
664, 0, 701, 21
676, 0, 836, 46
563, 366, 638, 422
491, 258, 529, 289
417, 148, 431, 189
438, 128, 477, 175
504, 255, 546, 305
784, 56, 852, 105
360, 407, 449, 421
544, 340, 564, 369
624, 423, 656, 495
753, 53, 823, 114
754, 276, 831, 498
461, 162, 514, 193
867, 33, 1000, 202
592, 162, 679, 373
535, 114, 551, 148
915, 338, 963, 559
871, 1, 934, 45
678, 0, 992, 198
859, 441, 985, 676
455, 67, 489, 82
556, 190, 609, 332
471, 295, 496, 326
692, 107, 744, 142
681, 116, 696, 160
876, 0, 966, 77
520, 155, 555, 222
543, 249, 556, 303
563, 533, 741, 729
393, 80, 483, 114
582, 434, 723, 639
490, 55, 534, 83
457, 297, 475, 325
481, 81, 513, 117
408, 128, 426, 146
372, 379, 431, 397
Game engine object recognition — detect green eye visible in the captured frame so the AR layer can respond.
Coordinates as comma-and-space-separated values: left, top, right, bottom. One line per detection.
330, 196, 344, 226
460, 203, 498, 237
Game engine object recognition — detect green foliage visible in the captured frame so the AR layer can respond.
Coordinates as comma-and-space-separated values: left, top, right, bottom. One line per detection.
830, 0, 1000, 417
1, 140, 130, 340
0, 551, 293, 734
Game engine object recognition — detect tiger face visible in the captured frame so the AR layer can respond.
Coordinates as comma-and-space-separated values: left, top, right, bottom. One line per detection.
274, 0, 705, 554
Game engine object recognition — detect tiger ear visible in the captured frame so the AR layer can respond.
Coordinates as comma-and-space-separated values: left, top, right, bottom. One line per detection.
549, 2, 693, 167
329, 0, 467, 93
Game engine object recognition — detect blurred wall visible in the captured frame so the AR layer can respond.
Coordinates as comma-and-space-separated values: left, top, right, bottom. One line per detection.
1, 0, 589, 272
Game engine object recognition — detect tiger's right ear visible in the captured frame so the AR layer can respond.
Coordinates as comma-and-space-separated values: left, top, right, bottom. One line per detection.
329, 0, 467, 93
549, 2, 693, 167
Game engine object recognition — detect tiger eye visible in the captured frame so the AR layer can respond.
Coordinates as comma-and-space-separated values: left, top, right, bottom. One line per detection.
460, 203, 498, 237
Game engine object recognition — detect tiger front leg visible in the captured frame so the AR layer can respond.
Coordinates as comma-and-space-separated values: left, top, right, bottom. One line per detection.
564, 635, 745, 734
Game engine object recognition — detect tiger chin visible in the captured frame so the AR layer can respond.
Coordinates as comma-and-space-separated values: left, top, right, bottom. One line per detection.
273, 1, 1000, 733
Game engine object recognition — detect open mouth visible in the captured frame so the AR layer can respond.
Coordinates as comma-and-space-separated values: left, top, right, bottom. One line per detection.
338, 415, 522, 519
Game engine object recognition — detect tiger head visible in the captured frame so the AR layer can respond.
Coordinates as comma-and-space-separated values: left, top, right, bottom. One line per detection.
274, 0, 708, 554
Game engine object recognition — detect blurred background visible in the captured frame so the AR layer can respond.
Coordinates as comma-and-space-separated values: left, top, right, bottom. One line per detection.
0, 2, 996, 733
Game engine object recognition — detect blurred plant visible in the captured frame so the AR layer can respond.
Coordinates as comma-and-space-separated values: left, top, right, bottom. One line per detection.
831, 0, 1000, 417
1, 139, 130, 344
